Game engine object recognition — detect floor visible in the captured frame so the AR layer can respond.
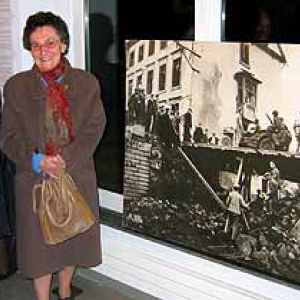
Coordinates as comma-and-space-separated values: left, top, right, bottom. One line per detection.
1, 269, 158, 300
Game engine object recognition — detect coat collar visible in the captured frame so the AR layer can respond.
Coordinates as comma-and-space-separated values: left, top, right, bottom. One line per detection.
27, 57, 76, 101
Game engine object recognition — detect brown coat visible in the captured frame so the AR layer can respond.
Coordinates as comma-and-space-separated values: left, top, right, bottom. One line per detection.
0, 62, 106, 278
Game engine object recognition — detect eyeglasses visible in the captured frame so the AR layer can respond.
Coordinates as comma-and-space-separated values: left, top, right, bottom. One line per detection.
30, 38, 61, 52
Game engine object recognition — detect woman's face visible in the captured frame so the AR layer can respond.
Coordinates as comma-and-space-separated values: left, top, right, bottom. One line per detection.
29, 26, 66, 72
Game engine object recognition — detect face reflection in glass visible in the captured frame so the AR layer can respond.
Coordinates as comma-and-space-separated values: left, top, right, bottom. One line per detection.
255, 10, 271, 41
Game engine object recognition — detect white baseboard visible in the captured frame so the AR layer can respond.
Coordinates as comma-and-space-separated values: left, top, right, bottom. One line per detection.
98, 189, 123, 213
92, 225, 300, 300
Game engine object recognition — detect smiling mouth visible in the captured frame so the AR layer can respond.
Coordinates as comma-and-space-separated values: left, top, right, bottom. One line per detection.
39, 58, 52, 62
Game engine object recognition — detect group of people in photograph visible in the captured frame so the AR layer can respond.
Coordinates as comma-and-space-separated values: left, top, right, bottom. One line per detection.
221, 157, 300, 267
127, 86, 300, 155
224, 158, 300, 244
127, 88, 221, 148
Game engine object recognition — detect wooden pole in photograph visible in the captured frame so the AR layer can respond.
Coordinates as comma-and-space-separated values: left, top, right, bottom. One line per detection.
177, 147, 227, 210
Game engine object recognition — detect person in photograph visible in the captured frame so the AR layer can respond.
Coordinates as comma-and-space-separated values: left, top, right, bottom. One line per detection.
145, 94, 157, 134
135, 88, 146, 126
293, 111, 300, 152
269, 161, 280, 182
276, 117, 292, 151
156, 105, 174, 148
263, 161, 280, 214
0, 11, 106, 300
224, 183, 249, 241
252, 188, 267, 212
269, 110, 281, 130
193, 123, 204, 144
208, 132, 219, 145
171, 110, 181, 146
203, 128, 209, 143
128, 88, 139, 125
235, 109, 246, 146
183, 108, 192, 144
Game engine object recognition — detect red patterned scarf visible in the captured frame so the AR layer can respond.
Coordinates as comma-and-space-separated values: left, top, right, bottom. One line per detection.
38, 57, 74, 156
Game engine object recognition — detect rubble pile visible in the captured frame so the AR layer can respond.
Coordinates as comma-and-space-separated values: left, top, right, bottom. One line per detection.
124, 146, 300, 284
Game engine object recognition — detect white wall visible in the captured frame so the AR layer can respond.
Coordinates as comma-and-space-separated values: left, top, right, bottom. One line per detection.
195, 0, 222, 41
10, 0, 300, 299
12, 0, 85, 72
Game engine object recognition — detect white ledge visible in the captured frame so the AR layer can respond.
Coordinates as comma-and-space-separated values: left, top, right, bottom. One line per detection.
92, 225, 300, 300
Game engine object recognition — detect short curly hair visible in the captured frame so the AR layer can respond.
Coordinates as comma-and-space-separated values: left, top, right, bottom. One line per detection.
23, 11, 70, 54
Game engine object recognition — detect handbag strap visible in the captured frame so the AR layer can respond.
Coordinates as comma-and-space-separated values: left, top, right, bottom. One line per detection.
33, 183, 43, 214
33, 171, 77, 228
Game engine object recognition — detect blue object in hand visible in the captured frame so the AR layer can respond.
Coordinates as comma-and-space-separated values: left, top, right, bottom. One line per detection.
31, 151, 45, 174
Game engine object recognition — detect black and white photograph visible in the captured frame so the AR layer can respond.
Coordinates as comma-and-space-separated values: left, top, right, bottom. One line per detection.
123, 40, 300, 285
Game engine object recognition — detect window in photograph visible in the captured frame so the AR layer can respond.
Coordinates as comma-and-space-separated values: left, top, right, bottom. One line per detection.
128, 79, 133, 97
129, 51, 135, 67
146, 69, 154, 94
137, 74, 143, 88
172, 57, 182, 87
240, 43, 250, 67
158, 63, 166, 91
148, 40, 155, 56
138, 44, 144, 62
235, 71, 260, 120
160, 40, 167, 50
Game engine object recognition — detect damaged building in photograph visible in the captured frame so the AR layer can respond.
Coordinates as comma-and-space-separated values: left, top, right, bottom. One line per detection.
125, 40, 299, 150
123, 40, 300, 286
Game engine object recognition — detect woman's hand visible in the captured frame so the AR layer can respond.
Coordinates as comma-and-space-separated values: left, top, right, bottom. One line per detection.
40, 154, 66, 177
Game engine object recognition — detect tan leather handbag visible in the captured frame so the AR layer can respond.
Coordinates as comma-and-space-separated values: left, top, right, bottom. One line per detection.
33, 171, 96, 245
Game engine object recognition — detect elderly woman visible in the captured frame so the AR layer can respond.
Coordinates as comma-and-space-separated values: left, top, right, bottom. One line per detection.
0, 11, 106, 300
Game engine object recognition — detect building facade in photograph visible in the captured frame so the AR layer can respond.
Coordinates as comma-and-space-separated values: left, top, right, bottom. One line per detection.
125, 40, 300, 151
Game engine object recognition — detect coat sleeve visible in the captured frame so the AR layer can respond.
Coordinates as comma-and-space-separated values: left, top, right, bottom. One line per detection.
0, 80, 31, 172
61, 79, 106, 172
